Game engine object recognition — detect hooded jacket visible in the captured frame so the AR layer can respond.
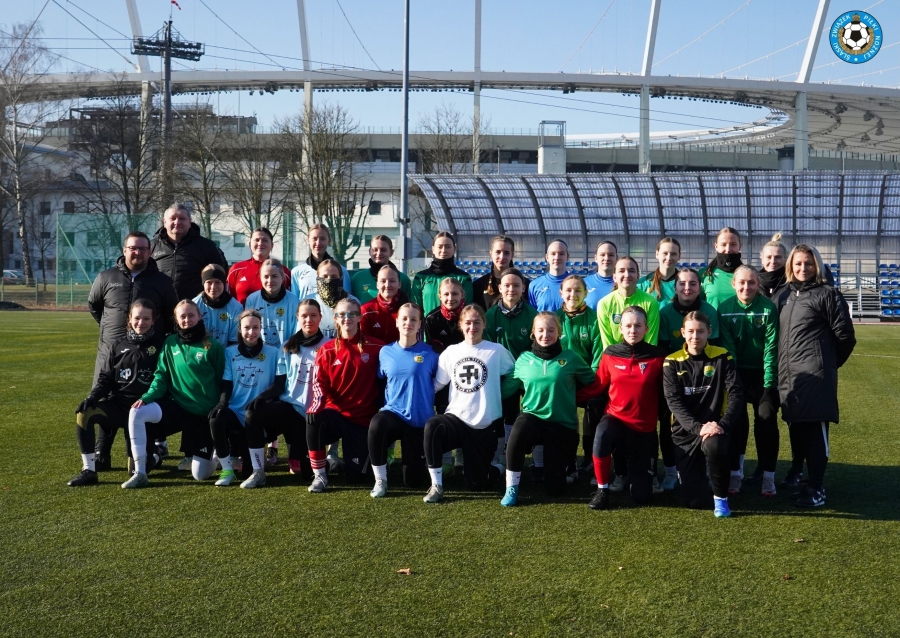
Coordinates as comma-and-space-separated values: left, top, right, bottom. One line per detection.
150, 223, 228, 301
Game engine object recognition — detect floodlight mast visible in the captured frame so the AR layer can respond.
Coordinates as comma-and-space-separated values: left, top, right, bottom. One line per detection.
131, 21, 205, 204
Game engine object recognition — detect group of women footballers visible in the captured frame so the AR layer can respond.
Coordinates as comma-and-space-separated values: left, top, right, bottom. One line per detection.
68, 224, 856, 517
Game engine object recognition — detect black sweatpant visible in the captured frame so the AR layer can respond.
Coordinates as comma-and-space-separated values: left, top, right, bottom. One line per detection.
789, 421, 829, 490
77, 397, 140, 459
593, 415, 658, 505
367, 410, 427, 488
306, 409, 371, 483
424, 414, 500, 491
673, 434, 731, 509
788, 421, 805, 474
729, 368, 779, 473
246, 401, 308, 459
507, 413, 579, 497
208, 407, 254, 477
658, 404, 676, 469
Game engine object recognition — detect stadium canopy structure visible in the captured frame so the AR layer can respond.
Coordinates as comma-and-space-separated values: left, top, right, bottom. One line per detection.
410, 171, 900, 268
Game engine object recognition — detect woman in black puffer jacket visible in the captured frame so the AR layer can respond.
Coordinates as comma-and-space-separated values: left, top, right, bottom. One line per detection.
778, 244, 856, 508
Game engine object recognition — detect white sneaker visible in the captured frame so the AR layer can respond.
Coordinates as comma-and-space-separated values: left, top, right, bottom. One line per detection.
215, 469, 237, 487
121, 472, 149, 489
177, 456, 192, 471
370, 480, 387, 498
609, 475, 626, 492
240, 470, 266, 489
761, 476, 777, 497
423, 484, 444, 503
652, 476, 664, 494
308, 474, 328, 493
729, 474, 742, 494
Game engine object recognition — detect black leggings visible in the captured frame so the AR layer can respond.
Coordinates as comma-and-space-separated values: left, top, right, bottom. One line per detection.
658, 404, 676, 469
209, 408, 252, 477
729, 368, 779, 473
424, 414, 500, 491
789, 421, 829, 489
507, 413, 579, 497
246, 400, 308, 460
367, 410, 427, 488
674, 434, 731, 508
593, 415, 658, 505
306, 409, 371, 483
77, 397, 141, 459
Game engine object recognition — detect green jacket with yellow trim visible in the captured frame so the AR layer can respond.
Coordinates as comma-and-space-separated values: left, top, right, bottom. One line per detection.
717, 294, 779, 387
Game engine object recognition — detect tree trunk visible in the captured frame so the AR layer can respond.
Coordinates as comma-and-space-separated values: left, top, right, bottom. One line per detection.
16, 201, 34, 286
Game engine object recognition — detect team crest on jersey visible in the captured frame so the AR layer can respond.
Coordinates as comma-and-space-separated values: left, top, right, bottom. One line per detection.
119, 369, 132, 380
219, 312, 229, 321
755, 317, 765, 327
612, 314, 622, 324
703, 365, 715, 378
137, 369, 154, 384
639, 362, 648, 374
520, 328, 528, 335
276, 307, 285, 317
257, 352, 266, 361
580, 331, 589, 341
452, 357, 487, 393
363, 285, 370, 292
672, 330, 680, 338
558, 359, 567, 367
361, 353, 370, 363
147, 346, 157, 355
414, 355, 424, 363
196, 352, 205, 361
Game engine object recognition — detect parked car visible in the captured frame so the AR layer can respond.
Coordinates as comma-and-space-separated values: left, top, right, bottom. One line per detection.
3, 270, 26, 285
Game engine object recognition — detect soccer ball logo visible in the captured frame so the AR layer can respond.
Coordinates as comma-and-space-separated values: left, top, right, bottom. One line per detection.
840, 15, 872, 54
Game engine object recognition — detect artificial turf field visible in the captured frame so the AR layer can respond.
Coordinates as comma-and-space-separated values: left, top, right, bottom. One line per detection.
1, 312, 898, 637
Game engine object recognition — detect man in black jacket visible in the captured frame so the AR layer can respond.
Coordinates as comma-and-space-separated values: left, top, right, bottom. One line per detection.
150, 203, 228, 301
87, 232, 178, 382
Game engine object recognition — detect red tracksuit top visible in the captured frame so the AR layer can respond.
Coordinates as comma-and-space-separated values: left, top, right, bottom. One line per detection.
226, 258, 292, 306
308, 334, 384, 427
359, 295, 402, 344
595, 341, 668, 433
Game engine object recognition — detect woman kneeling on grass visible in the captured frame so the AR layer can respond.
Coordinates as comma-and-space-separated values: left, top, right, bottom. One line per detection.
587, 306, 668, 511
306, 298, 384, 493
422, 305, 517, 504
69, 299, 164, 486
208, 309, 282, 488
368, 303, 439, 498
500, 312, 600, 507
125, 300, 225, 488
663, 311, 743, 517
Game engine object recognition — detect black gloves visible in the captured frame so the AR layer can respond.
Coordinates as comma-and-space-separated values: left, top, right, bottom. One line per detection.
76, 396, 97, 415
208, 403, 227, 420
758, 387, 780, 421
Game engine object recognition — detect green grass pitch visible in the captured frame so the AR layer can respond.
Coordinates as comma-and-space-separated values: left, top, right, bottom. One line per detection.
1, 312, 899, 637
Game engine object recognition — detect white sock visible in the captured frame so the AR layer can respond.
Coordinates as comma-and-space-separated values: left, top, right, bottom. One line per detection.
428, 466, 443, 487
135, 455, 147, 474
191, 456, 216, 481
249, 448, 265, 471
739, 454, 745, 474
219, 455, 233, 471
714, 495, 728, 503
442, 451, 452, 465
81, 453, 95, 472
313, 467, 327, 480
763, 471, 775, 481
532, 445, 544, 468
665, 465, 677, 475
506, 470, 521, 488
599, 483, 609, 489
373, 464, 388, 482
327, 443, 339, 460
731, 470, 742, 478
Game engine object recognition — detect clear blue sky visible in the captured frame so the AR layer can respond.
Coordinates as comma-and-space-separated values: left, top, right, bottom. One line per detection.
4, 0, 897, 134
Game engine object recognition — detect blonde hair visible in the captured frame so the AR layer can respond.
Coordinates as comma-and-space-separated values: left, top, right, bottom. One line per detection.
785, 244, 827, 285
439, 277, 465, 294
560, 274, 586, 291
532, 311, 562, 335
762, 232, 788, 258
683, 310, 711, 330
398, 302, 423, 320
732, 264, 760, 283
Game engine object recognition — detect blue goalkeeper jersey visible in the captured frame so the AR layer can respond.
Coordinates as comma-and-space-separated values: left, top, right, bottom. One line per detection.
245, 289, 300, 349
223, 344, 283, 425
192, 294, 242, 346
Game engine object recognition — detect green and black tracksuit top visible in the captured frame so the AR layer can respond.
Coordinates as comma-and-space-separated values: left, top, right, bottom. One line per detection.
662, 345, 744, 454
350, 260, 412, 304
485, 302, 538, 359
511, 349, 599, 429
556, 305, 603, 371
411, 259, 473, 316
717, 294, 778, 387
637, 271, 678, 307
142, 332, 226, 416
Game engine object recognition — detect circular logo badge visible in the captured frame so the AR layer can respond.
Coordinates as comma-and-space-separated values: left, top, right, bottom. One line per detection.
830, 11, 882, 63
612, 313, 622, 325
452, 356, 488, 393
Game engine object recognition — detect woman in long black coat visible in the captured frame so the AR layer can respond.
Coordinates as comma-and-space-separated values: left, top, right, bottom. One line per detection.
778, 244, 856, 508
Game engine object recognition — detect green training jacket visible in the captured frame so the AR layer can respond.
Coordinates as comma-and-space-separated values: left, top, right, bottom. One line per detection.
637, 271, 677, 307
717, 294, 779, 387
485, 303, 538, 359
658, 300, 721, 354
142, 333, 226, 415
350, 268, 412, 304
512, 349, 597, 429
701, 268, 737, 309
556, 307, 603, 371
410, 267, 473, 316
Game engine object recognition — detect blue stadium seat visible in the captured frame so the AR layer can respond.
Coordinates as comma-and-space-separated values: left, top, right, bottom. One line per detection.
892, 264, 899, 269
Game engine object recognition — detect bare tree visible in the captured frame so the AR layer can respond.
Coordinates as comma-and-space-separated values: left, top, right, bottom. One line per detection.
278, 103, 370, 265
0, 23, 64, 285
24, 200, 54, 289
220, 128, 288, 239
410, 103, 489, 253
171, 99, 228, 237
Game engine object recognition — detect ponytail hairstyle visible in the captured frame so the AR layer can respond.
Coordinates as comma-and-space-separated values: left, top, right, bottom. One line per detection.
284, 299, 322, 353
317, 258, 344, 278
682, 310, 712, 330
173, 299, 208, 343
372, 234, 393, 251
200, 263, 227, 282
308, 222, 331, 241
648, 237, 681, 300
490, 234, 515, 254
705, 227, 742, 278
498, 267, 527, 286
762, 232, 787, 259
732, 264, 761, 283
333, 297, 366, 353
614, 256, 641, 291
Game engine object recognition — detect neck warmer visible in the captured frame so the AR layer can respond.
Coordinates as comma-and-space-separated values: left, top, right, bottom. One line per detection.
307, 251, 332, 271
261, 286, 287, 304
176, 319, 206, 344
430, 256, 456, 276
202, 290, 233, 309
376, 290, 407, 313
563, 301, 588, 318
369, 258, 398, 277
499, 296, 526, 318
440, 304, 463, 322
532, 340, 563, 361
126, 326, 155, 344
713, 252, 742, 273
237, 337, 264, 359
759, 267, 786, 294
317, 277, 347, 308
296, 329, 324, 348
672, 295, 702, 315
